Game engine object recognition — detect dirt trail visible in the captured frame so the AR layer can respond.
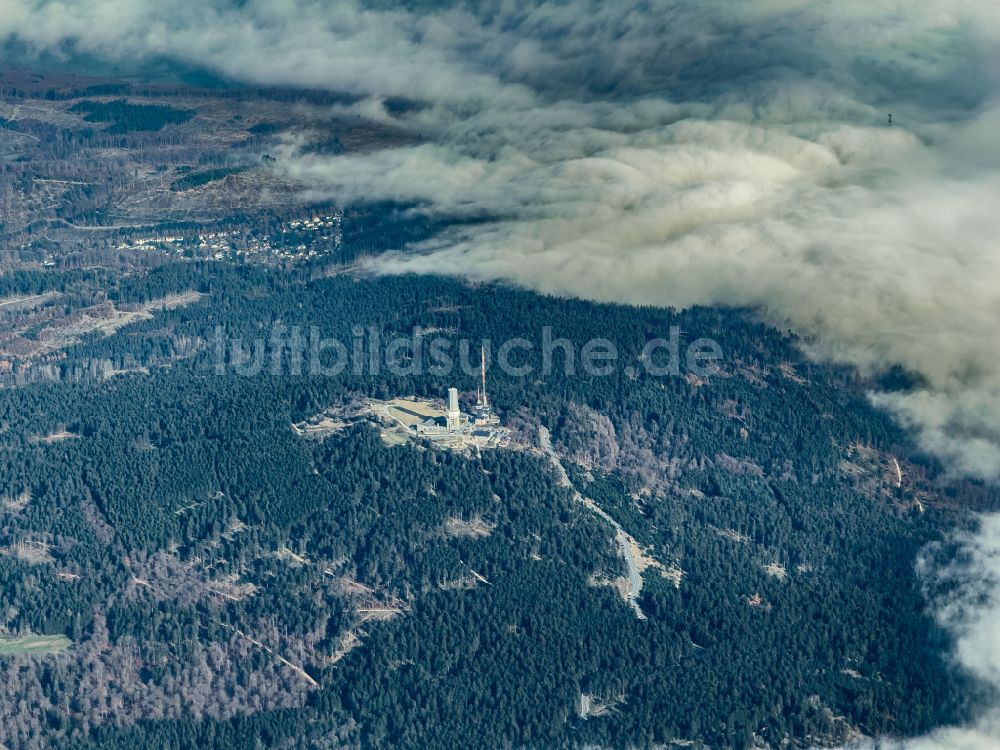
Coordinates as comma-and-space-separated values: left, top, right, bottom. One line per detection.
539, 427, 647, 619
0, 292, 58, 310
223, 625, 319, 688
130, 572, 319, 687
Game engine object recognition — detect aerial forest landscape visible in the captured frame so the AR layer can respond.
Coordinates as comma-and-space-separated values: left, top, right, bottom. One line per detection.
0, 2, 998, 749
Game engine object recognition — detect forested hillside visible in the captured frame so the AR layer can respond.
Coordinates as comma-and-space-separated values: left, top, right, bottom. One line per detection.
0, 262, 987, 748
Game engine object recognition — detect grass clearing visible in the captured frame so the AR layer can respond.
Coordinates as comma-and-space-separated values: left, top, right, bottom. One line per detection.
0, 634, 71, 657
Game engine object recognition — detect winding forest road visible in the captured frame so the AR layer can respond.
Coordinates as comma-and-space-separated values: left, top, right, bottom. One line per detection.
539, 427, 646, 619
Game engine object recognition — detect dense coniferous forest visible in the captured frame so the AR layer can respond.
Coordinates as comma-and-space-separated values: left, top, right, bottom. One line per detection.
169, 167, 249, 191
69, 100, 195, 133
0, 260, 988, 749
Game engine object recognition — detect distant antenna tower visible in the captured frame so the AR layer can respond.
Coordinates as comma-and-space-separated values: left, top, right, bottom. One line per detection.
472, 345, 500, 427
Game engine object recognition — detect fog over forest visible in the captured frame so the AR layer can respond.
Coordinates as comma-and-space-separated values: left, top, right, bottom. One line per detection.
3, 2, 1000, 747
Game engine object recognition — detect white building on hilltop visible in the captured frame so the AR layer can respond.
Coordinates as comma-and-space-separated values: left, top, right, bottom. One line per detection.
446, 387, 462, 431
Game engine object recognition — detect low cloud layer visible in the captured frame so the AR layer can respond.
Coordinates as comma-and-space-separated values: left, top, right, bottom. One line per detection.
330, 107, 1000, 479
3, 1, 1000, 746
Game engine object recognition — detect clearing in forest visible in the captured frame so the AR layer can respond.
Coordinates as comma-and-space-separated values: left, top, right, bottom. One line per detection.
0, 634, 71, 657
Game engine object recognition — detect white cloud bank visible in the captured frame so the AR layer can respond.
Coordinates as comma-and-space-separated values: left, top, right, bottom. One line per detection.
3, 1, 1000, 746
